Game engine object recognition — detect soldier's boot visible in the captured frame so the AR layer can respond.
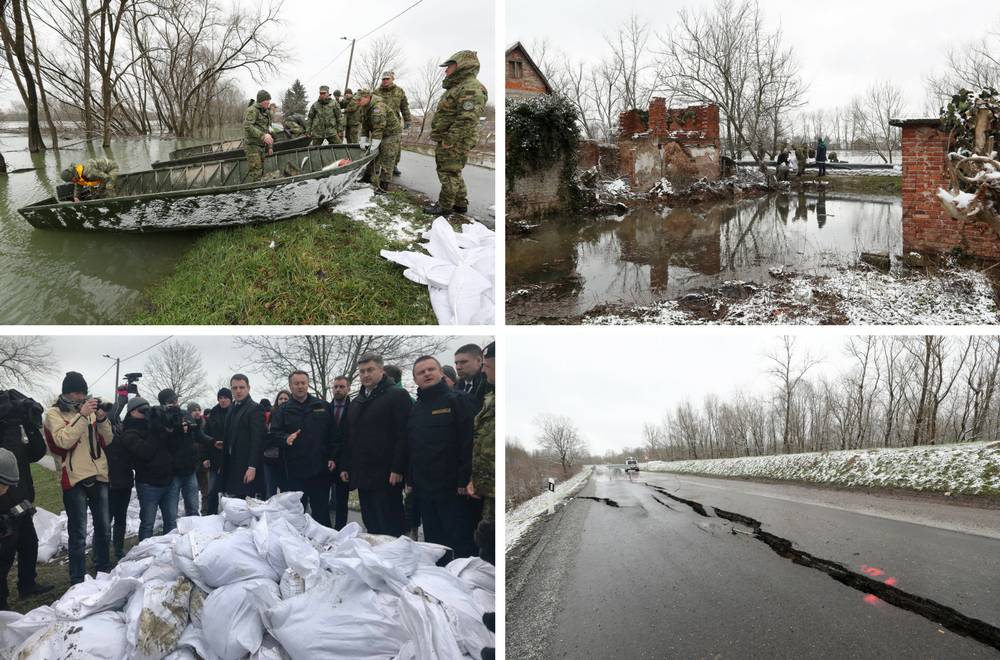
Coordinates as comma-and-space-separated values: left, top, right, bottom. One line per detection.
452, 204, 468, 214
393, 167, 402, 176
422, 204, 448, 215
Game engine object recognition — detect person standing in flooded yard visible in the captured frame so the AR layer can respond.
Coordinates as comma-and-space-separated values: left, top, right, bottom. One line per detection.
59, 159, 119, 202
243, 90, 274, 183
816, 137, 829, 176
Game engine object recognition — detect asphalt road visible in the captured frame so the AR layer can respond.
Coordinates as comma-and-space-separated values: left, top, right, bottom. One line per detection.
396, 150, 495, 227
507, 468, 1000, 659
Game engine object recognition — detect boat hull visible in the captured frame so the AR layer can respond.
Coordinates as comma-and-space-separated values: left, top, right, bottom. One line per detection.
152, 135, 314, 169
20, 149, 375, 233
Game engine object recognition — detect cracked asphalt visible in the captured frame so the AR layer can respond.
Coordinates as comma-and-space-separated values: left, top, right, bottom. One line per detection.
506, 468, 1000, 659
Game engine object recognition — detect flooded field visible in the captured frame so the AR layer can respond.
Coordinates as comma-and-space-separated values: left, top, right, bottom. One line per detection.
0, 126, 237, 324
507, 191, 902, 323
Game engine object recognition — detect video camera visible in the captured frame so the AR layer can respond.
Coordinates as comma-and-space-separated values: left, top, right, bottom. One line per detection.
149, 404, 184, 435
124, 372, 142, 395
0, 389, 43, 428
0, 500, 36, 539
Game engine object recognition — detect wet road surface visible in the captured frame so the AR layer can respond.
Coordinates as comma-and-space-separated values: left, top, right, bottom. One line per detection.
507, 468, 1000, 659
396, 150, 494, 227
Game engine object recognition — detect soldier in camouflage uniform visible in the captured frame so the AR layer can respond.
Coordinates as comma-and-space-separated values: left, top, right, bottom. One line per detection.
469, 341, 495, 565
282, 113, 308, 137
60, 158, 119, 201
243, 89, 274, 183
307, 85, 344, 145
375, 71, 411, 176
356, 88, 400, 193
342, 89, 361, 143
424, 50, 487, 216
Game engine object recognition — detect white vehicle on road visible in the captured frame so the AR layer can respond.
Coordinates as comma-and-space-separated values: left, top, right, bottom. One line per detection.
625, 458, 639, 473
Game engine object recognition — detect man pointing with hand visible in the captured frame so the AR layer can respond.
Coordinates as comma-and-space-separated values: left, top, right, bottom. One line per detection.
269, 370, 336, 527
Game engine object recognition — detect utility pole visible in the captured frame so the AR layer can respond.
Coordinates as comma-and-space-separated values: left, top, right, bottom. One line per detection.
342, 37, 356, 92
102, 354, 120, 417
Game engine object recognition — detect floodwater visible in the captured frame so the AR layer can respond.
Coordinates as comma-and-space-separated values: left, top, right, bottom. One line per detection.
0, 125, 238, 324
507, 191, 902, 322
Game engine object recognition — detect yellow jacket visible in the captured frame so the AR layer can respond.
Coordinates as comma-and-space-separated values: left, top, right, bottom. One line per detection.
43, 405, 113, 490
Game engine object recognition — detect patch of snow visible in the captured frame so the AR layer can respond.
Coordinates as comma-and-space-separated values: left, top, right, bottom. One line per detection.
642, 441, 1000, 496
506, 467, 593, 551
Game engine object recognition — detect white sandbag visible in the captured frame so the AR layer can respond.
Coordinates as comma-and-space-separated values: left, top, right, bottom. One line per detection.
446, 557, 495, 592
51, 574, 140, 620
259, 577, 408, 660
0, 607, 57, 659
13, 611, 127, 660
193, 528, 278, 588
397, 587, 464, 660
172, 529, 226, 592
278, 569, 306, 600
251, 515, 313, 577
249, 635, 290, 660
110, 555, 154, 579
124, 577, 193, 660
380, 218, 495, 325
31, 507, 63, 563
221, 492, 303, 528
174, 621, 218, 660
410, 566, 493, 658
320, 537, 408, 593
176, 514, 225, 535
202, 579, 279, 660
371, 536, 431, 580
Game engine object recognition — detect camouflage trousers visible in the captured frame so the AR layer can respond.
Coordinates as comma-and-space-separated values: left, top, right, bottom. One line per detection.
244, 146, 264, 182
345, 126, 360, 143
311, 135, 342, 146
434, 144, 470, 209
369, 132, 401, 190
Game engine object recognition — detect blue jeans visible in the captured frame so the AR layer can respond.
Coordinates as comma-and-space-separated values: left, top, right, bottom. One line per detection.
136, 481, 178, 540
63, 481, 110, 584
174, 473, 200, 517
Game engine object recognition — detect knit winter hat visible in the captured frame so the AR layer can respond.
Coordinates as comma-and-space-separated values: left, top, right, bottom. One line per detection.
61, 371, 88, 395
217, 388, 233, 401
0, 448, 19, 487
126, 397, 150, 414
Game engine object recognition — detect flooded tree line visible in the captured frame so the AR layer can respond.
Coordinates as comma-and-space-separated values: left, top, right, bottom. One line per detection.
0, 0, 286, 151
525, 0, 1000, 165
618, 336, 1000, 463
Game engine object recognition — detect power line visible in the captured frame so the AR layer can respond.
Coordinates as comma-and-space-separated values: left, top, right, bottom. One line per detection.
121, 336, 174, 363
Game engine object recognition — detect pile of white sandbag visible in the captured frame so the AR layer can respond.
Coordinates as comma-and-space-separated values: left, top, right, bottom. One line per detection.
0, 492, 495, 660
380, 217, 495, 325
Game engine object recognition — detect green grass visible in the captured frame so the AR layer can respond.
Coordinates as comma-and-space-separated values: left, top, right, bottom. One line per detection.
132, 191, 441, 325
795, 173, 901, 195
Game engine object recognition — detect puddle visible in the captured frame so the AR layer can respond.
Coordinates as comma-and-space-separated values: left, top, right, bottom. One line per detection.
507, 191, 901, 322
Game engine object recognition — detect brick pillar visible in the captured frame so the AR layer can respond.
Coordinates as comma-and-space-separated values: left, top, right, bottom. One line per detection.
648, 98, 668, 138
618, 109, 645, 138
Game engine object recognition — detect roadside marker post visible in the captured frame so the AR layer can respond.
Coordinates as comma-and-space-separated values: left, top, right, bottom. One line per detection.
548, 478, 556, 514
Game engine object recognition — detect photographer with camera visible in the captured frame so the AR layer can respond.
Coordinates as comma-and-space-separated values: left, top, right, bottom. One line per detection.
120, 395, 178, 540
0, 389, 53, 608
157, 389, 206, 519
42, 372, 114, 585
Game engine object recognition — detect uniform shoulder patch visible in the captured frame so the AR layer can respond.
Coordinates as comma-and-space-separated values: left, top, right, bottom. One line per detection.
462, 101, 475, 111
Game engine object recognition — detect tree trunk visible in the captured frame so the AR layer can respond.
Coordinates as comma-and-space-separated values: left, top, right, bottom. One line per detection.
81, 0, 94, 139
0, 0, 46, 151
23, 0, 57, 148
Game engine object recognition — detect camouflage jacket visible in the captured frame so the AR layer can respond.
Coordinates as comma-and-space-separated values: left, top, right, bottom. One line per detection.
282, 113, 308, 136
431, 51, 487, 151
307, 98, 343, 138
375, 84, 411, 124
243, 103, 272, 149
471, 389, 494, 499
344, 99, 362, 127
362, 95, 400, 140
71, 158, 119, 198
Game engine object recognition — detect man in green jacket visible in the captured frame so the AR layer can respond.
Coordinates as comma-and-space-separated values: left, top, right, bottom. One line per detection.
424, 50, 487, 216
243, 90, 274, 182
343, 89, 361, 143
307, 85, 344, 145
356, 88, 400, 193
375, 71, 411, 176
60, 158, 119, 201
469, 341, 494, 564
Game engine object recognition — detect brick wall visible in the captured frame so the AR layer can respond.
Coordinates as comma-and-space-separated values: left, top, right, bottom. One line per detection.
506, 49, 549, 97
901, 123, 1000, 259
507, 159, 565, 220
619, 109, 645, 137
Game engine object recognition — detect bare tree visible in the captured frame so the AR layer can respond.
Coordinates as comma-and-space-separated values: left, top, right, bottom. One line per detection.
0, 0, 47, 151
655, 0, 805, 166
851, 80, 904, 164
409, 58, 445, 138
142, 339, 210, 403
606, 13, 656, 113
235, 335, 453, 400
354, 34, 403, 92
535, 414, 587, 476
767, 336, 820, 453
0, 337, 55, 390
925, 25, 1000, 108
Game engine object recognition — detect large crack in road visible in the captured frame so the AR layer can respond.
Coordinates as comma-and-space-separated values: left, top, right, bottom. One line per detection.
645, 483, 1000, 651
575, 496, 621, 507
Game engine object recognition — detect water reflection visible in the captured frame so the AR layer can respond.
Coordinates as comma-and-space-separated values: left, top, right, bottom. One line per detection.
507, 191, 902, 318
0, 126, 239, 323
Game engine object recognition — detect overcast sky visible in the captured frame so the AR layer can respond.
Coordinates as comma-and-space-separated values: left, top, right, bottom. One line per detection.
0, 0, 496, 110
507, 331, 871, 455
507, 0, 1000, 116
15, 334, 491, 408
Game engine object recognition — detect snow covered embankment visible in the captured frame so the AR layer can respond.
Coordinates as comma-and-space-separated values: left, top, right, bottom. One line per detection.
643, 442, 1000, 497
506, 467, 593, 552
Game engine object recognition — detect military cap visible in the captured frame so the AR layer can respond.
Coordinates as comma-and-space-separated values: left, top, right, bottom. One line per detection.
344, 88, 353, 95
440, 51, 463, 66
483, 342, 496, 360
356, 88, 373, 97
319, 85, 330, 93
256, 89, 271, 102
381, 71, 394, 79
333, 89, 342, 96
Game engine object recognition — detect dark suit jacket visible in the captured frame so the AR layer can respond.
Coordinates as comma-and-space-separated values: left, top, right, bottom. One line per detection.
342, 376, 411, 491
221, 397, 265, 497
